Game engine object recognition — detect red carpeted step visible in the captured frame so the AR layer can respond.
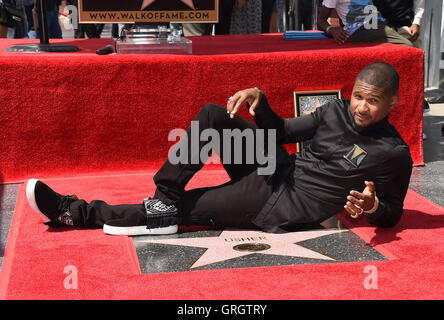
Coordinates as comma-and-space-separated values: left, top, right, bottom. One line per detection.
0, 36, 424, 183
1, 171, 443, 300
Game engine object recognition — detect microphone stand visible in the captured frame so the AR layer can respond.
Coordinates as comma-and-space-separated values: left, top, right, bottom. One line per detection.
6, 0, 78, 52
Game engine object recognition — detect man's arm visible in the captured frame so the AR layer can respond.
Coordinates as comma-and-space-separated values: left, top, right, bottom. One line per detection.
226, 88, 323, 144
345, 146, 413, 227
409, 0, 424, 43
412, 0, 424, 26
366, 146, 413, 227
318, 5, 349, 44
253, 93, 324, 144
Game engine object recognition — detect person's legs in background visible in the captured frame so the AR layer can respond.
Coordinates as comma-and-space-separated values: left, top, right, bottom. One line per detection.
0, 24, 8, 38
215, 0, 235, 34
182, 23, 212, 36
350, 22, 413, 47
262, 0, 274, 33
397, 25, 422, 49
394, 21, 429, 138
46, 1, 62, 38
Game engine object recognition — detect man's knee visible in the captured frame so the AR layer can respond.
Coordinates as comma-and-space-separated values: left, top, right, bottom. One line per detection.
385, 26, 414, 47
201, 103, 225, 114
198, 103, 227, 122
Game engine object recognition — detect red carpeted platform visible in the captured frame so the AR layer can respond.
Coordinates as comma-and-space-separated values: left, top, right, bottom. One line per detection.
1, 171, 443, 300
0, 35, 424, 183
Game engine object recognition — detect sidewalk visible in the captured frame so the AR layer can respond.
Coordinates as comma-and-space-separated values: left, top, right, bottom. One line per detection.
409, 101, 444, 207
428, 102, 444, 116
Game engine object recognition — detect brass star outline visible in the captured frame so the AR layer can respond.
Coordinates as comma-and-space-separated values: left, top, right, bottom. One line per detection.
141, 0, 196, 10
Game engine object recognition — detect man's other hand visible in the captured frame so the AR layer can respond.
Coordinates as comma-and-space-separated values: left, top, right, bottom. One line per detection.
235, 0, 247, 8
344, 181, 376, 218
409, 24, 420, 43
329, 27, 350, 44
226, 88, 263, 119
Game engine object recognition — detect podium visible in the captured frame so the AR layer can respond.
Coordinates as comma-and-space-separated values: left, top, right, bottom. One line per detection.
115, 25, 192, 54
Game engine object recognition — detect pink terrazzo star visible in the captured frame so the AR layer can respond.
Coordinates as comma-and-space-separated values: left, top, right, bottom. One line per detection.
138, 228, 347, 269
140, 0, 155, 10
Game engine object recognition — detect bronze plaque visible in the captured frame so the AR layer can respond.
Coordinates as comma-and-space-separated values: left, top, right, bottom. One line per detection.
233, 243, 271, 252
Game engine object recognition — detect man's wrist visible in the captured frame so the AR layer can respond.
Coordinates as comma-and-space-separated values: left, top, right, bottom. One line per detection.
254, 87, 264, 95
364, 196, 379, 214
326, 25, 334, 35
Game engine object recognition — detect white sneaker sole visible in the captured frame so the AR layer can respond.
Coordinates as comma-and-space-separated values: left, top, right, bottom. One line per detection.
26, 178, 50, 223
103, 224, 178, 236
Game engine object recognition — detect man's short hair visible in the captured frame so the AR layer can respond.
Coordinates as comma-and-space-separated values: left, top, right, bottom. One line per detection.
355, 62, 400, 97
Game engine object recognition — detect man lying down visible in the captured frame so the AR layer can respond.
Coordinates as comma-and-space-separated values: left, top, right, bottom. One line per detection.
26, 62, 413, 235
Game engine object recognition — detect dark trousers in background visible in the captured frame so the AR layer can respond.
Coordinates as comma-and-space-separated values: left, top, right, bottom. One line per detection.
261, 0, 274, 33
74, 24, 102, 38
350, 21, 413, 47
182, 0, 235, 36
69, 104, 280, 230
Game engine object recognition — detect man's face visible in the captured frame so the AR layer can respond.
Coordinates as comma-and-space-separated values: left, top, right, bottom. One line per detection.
350, 80, 398, 128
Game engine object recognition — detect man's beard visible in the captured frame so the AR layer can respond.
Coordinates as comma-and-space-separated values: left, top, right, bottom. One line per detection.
352, 116, 368, 132
354, 122, 367, 132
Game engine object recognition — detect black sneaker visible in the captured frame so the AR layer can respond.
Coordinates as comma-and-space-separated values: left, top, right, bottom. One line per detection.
424, 99, 430, 113
103, 198, 179, 236
26, 179, 78, 226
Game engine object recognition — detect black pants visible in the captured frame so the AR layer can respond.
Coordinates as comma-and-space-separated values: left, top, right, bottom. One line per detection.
69, 104, 280, 230
261, 0, 275, 33
215, 0, 235, 35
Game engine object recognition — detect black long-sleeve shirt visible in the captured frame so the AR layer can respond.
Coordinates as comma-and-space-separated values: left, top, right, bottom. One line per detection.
251, 95, 413, 233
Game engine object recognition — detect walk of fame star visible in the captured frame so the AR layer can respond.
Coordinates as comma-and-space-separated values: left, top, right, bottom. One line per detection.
141, 0, 196, 10
136, 229, 348, 269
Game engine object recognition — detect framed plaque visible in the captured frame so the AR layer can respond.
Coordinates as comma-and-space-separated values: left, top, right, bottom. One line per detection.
79, 0, 219, 23
294, 89, 341, 152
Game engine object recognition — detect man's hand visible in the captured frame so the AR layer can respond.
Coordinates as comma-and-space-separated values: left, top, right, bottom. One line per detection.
328, 27, 350, 44
235, 0, 247, 8
409, 24, 420, 43
226, 88, 263, 119
344, 181, 376, 218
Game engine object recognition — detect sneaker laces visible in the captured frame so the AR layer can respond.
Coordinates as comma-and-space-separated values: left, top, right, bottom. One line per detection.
57, 194, 78, 212
55, 194, 78, 226
151, 200, 174, 212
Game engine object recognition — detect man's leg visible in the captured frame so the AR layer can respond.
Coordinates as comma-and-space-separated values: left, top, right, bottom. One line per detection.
397, 26, 422, 49
153, 103, 267, 206
182, 23, 212, 36
350, 22, 413, 47
69, 200, 145, 228
39, 103, 277, 232
27, 103, 280, 234
177, 168, 274, 229
383, 25, 414, 47
68, 166, 274, 231
215, 0, 235, 35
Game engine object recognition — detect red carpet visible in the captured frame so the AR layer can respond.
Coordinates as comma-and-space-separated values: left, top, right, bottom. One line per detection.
0, 35, 424, 183
1, 170, 443, 300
